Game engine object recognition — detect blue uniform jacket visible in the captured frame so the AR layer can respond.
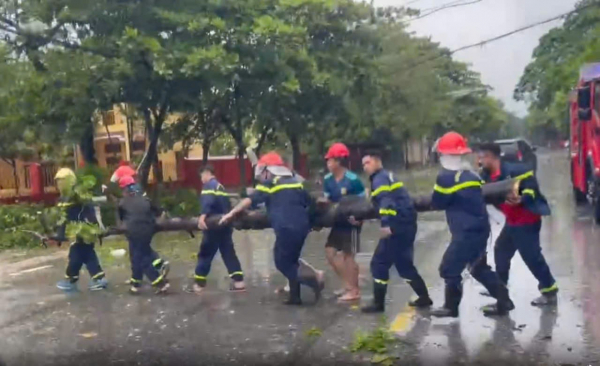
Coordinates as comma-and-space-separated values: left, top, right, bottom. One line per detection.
324, 170, 365, 230
369, 169, 416, 227
54, 198, 98, 243
480, 162, 551, 216
250, 175, 311, 232
431, 169, 489, 238
200, 178, 231, 216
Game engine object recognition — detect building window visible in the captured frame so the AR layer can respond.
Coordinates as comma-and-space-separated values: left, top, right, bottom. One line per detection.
103, 110, 117, 126
105, 142, 122, 154
131, 140, 146, 152
23, 166, 31, 189
41, 163, 57, 187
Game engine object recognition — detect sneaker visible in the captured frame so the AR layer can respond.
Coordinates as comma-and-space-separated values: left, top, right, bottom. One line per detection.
229, 281, 246, 292
88, 278, 108, 291
155, 282, 170, 295
129, 286, 140, 294
56, 279, 78, 292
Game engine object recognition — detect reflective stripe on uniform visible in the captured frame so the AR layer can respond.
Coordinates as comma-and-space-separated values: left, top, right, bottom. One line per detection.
256, 183, 304, 194
371, 182, 405, 197
194, 275, 207, 280
57, 202, 73, 207
522, 189, 535, 198
433, 181, 482, 194
540, 283, 558, 293
201, 190, 230, 196
229, 271, 243, 277
379, 209, 397, 216
514, 171, 534, 181
92, 272, 105, 280
152, 258, 163, 267
151, 275, 164, 286
374, 279, 389, 285
130, 278, 142, 284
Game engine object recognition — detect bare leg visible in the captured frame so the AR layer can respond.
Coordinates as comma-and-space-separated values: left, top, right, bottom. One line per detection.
338, 253, 361, 301
326, 247, 348, 295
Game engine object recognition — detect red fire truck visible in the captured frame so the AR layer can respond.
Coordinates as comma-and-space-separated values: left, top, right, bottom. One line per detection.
570, 63, 600, 223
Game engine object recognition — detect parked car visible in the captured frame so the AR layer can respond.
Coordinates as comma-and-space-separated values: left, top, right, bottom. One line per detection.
494, 138, 538, 172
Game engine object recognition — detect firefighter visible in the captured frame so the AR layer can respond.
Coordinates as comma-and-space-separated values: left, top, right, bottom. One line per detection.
54, 168, 108, 292
478, 142, 557, 306
118, 176, 170, 294
360, 151, 432, 313
187, 165, 245, 294
110, 164, 170, 284
429, 132, 513, 318
219, 151, 323, 305
321, 142, 365, 301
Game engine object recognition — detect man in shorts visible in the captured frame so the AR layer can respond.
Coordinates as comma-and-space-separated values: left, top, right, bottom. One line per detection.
322, 143, 365, 301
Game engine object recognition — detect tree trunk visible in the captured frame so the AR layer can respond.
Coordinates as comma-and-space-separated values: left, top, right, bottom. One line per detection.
79, 122, 97, 165
237, 142, 246, 187
290, 134, 301, 172
139, 110, 165, 188
202, 141, 210, 165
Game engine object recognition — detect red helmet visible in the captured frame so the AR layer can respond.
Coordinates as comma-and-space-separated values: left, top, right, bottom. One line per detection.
436, 132, 472, 155
119, 175, 136, 188
257, 151, 285, 166
324, 143, 350, 159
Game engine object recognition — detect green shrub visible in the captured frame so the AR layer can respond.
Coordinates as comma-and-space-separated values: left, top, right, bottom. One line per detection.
156, 187, 200, 218
0, 205, 48, 249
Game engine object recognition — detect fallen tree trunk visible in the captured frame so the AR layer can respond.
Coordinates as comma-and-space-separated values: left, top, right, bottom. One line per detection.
102, 178, 518, 237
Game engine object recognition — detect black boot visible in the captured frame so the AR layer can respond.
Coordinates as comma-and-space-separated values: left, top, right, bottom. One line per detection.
362, 282, 386, 313
431, 285, 461, 318
482, 283, 513, 316
284, 280, 302, 305
407, 277, 433, 308
531, 291, 557, 306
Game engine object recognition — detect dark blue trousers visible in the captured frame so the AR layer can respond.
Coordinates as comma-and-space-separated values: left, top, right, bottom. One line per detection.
494, 222, 556, 292
195, 228, 243, 283
439, 231, 501, 295
66, 242, 104, 282
273, 227, 309, 282
128, 234, 162, 287
371, 223, 422, 284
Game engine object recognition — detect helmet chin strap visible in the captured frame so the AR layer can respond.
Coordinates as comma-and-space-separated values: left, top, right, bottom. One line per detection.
440, 154, 473, 171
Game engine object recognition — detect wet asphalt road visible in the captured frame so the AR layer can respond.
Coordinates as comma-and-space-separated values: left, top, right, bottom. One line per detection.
1, 150, 600, 366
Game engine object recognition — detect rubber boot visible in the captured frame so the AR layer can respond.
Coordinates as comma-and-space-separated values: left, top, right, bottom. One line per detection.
431, 285, 462, 318
361, 282, 386, 313
407, 277, 433, 308
531, 291, 557, 306
482, 283, 513, 316
284, 280, 302, 305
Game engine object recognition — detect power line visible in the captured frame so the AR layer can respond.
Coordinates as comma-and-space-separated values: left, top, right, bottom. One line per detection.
401, 0, 483, 24
406, 2, 600, 71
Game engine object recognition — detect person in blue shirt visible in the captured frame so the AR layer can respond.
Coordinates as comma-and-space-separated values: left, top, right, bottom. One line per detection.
429, 132, 513, 318
220, 152, 323, 305
53, 168, 108, 292
188, 165, 245, 294
360, 152, 432, 313
321, 143, 365, 302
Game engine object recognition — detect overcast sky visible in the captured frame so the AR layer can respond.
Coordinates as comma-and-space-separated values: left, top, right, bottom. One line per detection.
373, 0, 580, 116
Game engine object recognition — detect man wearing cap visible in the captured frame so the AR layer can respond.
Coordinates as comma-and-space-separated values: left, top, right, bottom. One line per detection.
429, 132, 513, 318
322, 142, 365, 301
220, 151, 323, 305
118, 176, 170, 294
53, 168, 108, 292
